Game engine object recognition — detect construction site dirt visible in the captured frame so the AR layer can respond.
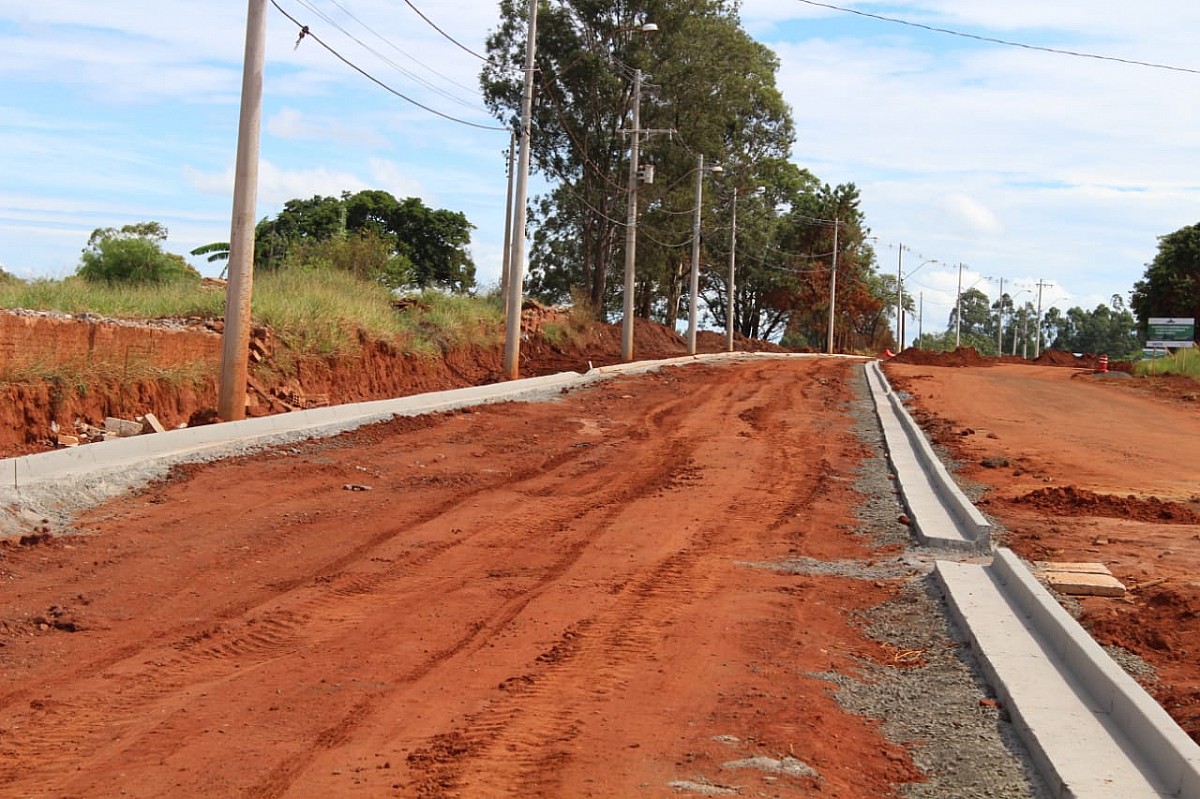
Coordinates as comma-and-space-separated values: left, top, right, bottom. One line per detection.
1, 335, 1198, 797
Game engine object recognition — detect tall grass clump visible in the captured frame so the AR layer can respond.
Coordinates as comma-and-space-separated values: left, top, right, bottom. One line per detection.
1134, 347, 1200, 378
392, 291, 505, 354
252, 269, 405, 354
0, 276, 224, 319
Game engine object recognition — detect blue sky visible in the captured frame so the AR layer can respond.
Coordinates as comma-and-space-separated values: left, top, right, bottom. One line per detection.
3, 1, 1199, 345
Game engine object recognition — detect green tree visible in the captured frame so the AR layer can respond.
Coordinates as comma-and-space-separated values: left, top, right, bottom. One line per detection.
1131, 221, 1200, 334
253, 191, 475, 291
946, 287, 997, 354
1049, 297, 1139, 358
482, 0, 794, 319
78, 222, 199, 284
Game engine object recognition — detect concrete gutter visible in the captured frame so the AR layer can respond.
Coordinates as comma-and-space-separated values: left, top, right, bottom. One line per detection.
867, 360, 1200, 796
864, 359, 991, 551
937, 550, 1200, 798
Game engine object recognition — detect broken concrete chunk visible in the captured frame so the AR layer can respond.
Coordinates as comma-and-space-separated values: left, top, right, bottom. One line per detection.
140, 412, 167, 434
104, 416, 143, 438
1040, 561, 1127, 597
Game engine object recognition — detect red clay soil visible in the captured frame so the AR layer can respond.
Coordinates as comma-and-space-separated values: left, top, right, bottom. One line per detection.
0, 358, 924, 798
0, 309, 784, 459
884, 361, 1200, 742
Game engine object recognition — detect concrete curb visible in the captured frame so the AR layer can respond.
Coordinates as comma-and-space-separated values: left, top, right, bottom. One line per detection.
987, 549, 1200, 797
864, 360, 991, 550
867, 360, 1200, 794
0, 351, 803, 533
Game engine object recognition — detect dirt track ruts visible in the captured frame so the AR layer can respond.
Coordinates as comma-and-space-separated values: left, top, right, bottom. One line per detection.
1, 358, 1024, 798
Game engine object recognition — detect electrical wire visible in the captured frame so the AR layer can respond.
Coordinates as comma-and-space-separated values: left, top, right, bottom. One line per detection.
793, 0, 1200, 76
396, 0, 495, 64
270, 0, 506, 131
295, 0, 482, 111
324, 0, 486, 98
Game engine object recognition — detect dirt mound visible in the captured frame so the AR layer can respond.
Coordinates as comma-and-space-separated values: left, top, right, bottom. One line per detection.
1033, 349, 1134, 373
1009, 485, 1200, 524
890, 346, 992, 367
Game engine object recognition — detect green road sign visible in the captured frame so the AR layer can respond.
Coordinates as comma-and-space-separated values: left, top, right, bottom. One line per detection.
1146, 317, 1195, 349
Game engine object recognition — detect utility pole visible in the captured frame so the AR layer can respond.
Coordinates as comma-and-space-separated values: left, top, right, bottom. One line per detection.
826, 220, 839, 354
726, 186, 738, 352
621, 68, 643, 362
1034, 279, 1050, 358
954, 262, 964, 349
218, 0, 266, 422
499, 131, 516, 309
502, 0, 537, 381
687, 154, 705, 355
918, 291, 924, 348
995, 276, 1005, 356
895, 244, 904, 350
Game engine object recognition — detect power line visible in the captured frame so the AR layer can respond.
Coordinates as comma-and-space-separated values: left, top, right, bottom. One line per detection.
270, 0, 506, 131
793, 0, 1200, 76
396, 0, 494, 64
322, 0, 485, 101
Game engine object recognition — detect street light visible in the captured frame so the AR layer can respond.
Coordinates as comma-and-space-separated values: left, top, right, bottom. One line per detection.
725, 184, 764, 352
955, 271, 992, 349
687, 155, 722, 355
1009, 288, 1031, 356
501, 0, 539, 381
618, 22, 661, 363
895, 254, 939, 350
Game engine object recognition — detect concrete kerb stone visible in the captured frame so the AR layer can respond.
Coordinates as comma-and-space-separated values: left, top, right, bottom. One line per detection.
989, 549, 1200, 797
0, 352, 823, 535
864, 360, 991, 551
0, 369, 596, 534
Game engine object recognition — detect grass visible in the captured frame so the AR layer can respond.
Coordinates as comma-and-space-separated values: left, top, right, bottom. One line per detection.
0, 269, 510, 365
1134, 347, 1200, 378
0, 276, 224, 319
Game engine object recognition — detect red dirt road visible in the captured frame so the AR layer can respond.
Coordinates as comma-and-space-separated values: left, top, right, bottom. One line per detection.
0, 358, 924, 798
885, 361, 1200, 741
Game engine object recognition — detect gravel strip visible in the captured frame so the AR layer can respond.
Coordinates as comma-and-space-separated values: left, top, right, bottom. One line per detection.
811, 365, 1053, 798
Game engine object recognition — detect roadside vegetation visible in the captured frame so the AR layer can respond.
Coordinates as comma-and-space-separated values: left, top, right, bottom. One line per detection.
1134, 348, 1200, 378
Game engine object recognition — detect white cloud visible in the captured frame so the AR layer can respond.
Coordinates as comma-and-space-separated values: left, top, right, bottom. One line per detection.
936, 193, 1005, 236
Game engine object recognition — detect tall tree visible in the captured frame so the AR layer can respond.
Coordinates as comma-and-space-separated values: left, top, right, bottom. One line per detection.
1131, 221, 1200, 333
1049, 298, 1140, 358
482, 0, 794, 319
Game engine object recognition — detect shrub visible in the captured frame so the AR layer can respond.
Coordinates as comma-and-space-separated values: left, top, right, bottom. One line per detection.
77, 222, 200, 284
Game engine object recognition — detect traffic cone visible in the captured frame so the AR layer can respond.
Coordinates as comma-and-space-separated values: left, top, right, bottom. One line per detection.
1096, 354, 1109, 373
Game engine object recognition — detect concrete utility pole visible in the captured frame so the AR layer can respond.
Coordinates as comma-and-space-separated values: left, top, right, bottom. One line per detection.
687, 154, 705, 355
726, 186, 738, 352
895, 244, 904, 350
218, 0, 266, 422
954, 262, 964, 349
1034, 279, 1050, 358
621, 68, 644, 362
918, 291, 924, 348
502, 0, 538, 381
995, 276, 1005, 356
499, 131, 516, 308
826, 220, 839, 354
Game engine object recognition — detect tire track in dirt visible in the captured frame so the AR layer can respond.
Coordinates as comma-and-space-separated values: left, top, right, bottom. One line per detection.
1, 360, 882, 798
391, 361, 858, 797
242, 374, 735, 797
0, 370, 736, 797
